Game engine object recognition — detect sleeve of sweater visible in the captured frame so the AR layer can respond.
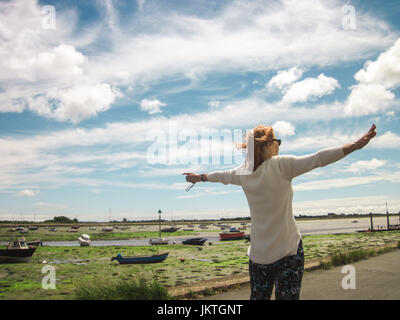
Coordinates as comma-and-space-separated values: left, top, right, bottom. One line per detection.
206, 166, 243, 186
277, 146, 346, 180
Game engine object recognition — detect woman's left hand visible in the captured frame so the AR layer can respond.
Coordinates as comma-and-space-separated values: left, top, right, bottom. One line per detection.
182, 172, 201, 183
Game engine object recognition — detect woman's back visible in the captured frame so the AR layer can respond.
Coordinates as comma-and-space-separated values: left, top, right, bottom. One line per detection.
207, 146, 346, 264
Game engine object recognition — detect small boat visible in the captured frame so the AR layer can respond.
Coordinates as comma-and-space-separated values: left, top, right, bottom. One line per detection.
28, 226, 39, 230
78, 234, 91, 246
0, 238, 36, 263
102, 227, 114, 232
19, 229, 29, 234
199, 224, 209, 229
111, 252, 169, 264
182, 238, 207, 246
71, 225, 80, 230
161, 227, 180, 232
219, 228, 246, 241
218, 224, 231, 229
149, 238, 169, 245
183, 228, 194, 231
27, 240, 43, 246
89, 227, 97, 230
49, 228, 57, 232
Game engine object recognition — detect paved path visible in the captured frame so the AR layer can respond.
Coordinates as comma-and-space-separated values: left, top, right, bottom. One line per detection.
199, 250, 400, 300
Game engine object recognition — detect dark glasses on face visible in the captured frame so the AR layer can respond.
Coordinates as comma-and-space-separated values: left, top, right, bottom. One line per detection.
272, 139, 281, 146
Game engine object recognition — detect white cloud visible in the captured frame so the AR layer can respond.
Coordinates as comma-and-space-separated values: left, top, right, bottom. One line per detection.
293, 170, 400, 191
34, 201, 68, 210
140, 99, 167, 114
28, 83, 121, 123
272, 121, 295, 137
15, 189, 40, 197
369, 131, 400, 149
267, 67, 304, 90
344, 83, 395, 116
293, 195, 400, 215
345, 38, 400, 116
86, 0, 396, 91
0, 1, 119, 123
343, 158, 387, 174
0, 0, 397, 123
354, 38, 400, 88
282, 74, 340, 103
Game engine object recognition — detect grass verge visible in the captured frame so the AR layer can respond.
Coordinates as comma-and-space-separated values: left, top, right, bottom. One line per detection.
73, 274, 172, 300
318, 244, 399, 270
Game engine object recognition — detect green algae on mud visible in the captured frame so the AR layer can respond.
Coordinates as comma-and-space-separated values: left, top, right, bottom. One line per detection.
0, 230, 399, 299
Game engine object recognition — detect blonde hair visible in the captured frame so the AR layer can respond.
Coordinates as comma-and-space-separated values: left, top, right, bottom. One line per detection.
237, 125, 276, 172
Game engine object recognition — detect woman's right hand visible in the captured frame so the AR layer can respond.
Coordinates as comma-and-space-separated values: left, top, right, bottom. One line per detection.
354, 124, 377, 150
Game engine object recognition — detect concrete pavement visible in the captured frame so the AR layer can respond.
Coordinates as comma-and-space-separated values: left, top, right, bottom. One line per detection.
198, 250, 400, 300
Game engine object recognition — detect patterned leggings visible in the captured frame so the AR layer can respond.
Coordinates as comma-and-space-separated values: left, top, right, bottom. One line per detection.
249, 239, 304, 300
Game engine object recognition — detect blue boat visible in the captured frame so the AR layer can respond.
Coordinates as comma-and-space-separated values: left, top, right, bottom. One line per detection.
181, 238, 208, 246
111, 252, 169, 264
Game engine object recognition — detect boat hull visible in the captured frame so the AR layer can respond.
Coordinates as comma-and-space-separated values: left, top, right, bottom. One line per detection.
161, 227, 180, 232
182, 238, 207, 245
149, 238, 169, 245
113, 252, 169, 264
219, 232, 245, 241
0, 247, 36, 263
78, 240, 90, 246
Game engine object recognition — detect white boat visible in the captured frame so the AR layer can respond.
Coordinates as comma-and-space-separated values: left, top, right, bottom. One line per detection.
78, 234, 91, 246
149, 238, 169, 245
102, 227, 114, 232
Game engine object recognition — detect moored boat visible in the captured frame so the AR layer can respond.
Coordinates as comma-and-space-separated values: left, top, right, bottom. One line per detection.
26, 240, 42, 246
161, 227, 180, 232
219, 228, 246, 241
111, 252, 169, 264
182, 237, 207, 245
0, 238, 36, 263
78, 234, 91, 246
149, 238, 169, 245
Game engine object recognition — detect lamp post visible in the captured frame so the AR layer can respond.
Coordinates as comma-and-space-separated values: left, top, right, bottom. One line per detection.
369, 212, 374, 231
158, 209, 162, 238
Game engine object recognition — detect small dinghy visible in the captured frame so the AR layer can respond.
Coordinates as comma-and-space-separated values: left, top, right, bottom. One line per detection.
111, 252, 169, 264
181, 238, 208, 246
149, 237, 169, 245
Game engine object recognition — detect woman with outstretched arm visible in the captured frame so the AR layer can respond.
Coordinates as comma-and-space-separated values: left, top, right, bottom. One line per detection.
182, 124, 376, 300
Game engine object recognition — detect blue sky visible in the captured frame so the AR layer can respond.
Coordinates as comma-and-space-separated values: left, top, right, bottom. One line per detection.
0, 0, 400, 222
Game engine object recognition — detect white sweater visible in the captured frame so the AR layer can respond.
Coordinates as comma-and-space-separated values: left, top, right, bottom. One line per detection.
207, 146, 346, 264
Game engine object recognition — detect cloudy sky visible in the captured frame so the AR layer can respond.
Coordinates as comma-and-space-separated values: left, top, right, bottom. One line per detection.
1, 0, 400, 222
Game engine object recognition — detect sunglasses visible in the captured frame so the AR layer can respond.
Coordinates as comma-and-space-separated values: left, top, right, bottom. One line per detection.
272, 138, 281, 146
